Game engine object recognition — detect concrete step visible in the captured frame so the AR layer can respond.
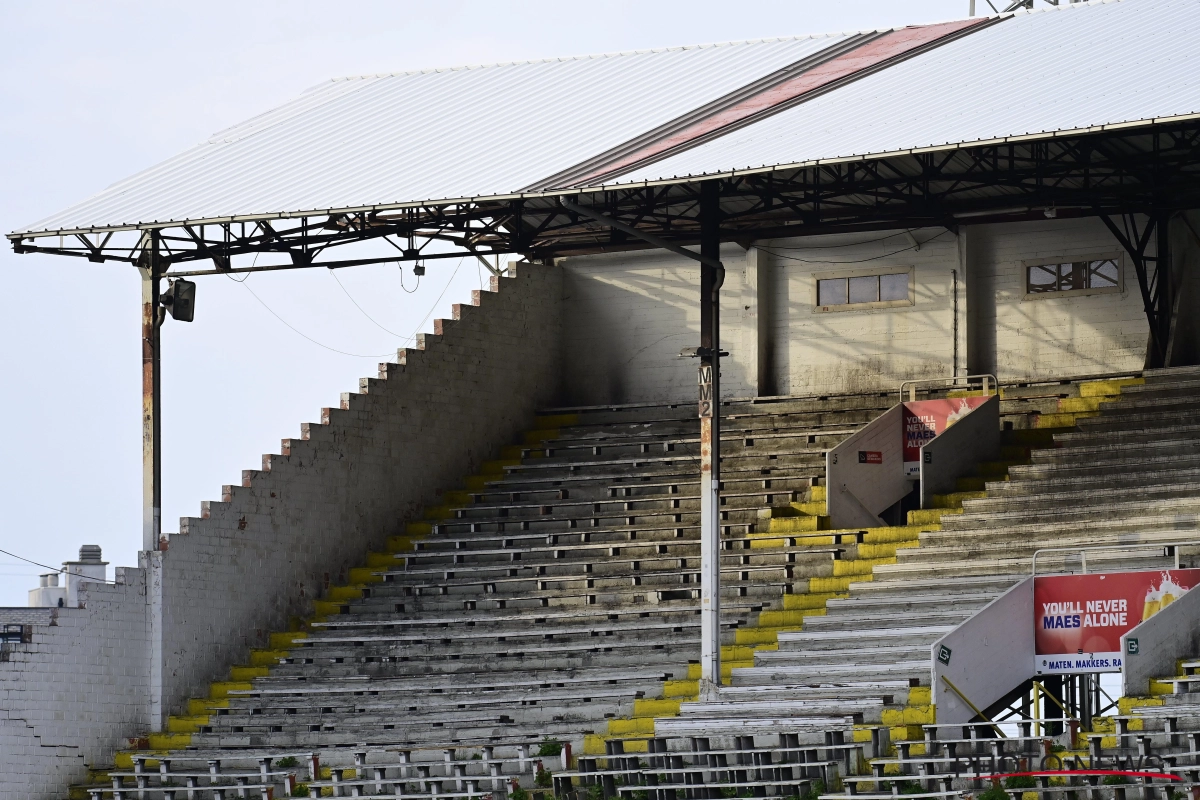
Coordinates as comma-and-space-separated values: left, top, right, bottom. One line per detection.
732, 660, 930, 686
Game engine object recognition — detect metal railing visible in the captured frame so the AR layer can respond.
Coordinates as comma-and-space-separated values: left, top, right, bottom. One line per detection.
899, 374, 998, 402
1031, 541, 1198, 575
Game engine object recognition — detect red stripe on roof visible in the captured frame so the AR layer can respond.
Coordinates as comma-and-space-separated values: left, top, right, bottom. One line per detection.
570, 18, 988, 187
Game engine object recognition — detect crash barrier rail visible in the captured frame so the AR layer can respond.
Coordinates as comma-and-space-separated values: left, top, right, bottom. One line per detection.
899, 375, 998, 402
1031, 542, 1196, 576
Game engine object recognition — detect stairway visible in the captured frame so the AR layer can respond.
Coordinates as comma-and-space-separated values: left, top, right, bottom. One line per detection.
78, 372, 1163, 798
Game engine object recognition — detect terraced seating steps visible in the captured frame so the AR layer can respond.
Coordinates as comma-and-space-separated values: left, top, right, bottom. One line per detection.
89, 372, 1172, 799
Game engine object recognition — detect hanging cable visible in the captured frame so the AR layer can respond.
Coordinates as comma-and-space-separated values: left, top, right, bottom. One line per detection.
398, 263, 420, 294
223, 250, 257, 283
240, 282, 397, 358
244, 256, 467, 358
406, 256, 466, 337
760, 230, 952, 265
0, 547, 120, 585
329, 270, 411, 338
765, 229, 920, 252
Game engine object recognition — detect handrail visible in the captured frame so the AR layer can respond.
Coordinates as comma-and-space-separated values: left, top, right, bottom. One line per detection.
1032, 679, 1078, 723
899, 374, 998, 402
940, 675, 1006, 738
1031, 541, 1195, 576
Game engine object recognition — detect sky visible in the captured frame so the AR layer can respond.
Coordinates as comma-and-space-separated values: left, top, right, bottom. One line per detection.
0, 0, 970, 607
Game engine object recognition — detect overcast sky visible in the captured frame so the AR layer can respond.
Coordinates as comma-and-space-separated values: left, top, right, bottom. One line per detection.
0, 0, 969, 606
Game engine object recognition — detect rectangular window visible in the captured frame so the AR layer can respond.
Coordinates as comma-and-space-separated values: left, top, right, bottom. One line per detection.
1026, 258, 1120, 296
817, 278, 848, 306
816, 271, 910, 310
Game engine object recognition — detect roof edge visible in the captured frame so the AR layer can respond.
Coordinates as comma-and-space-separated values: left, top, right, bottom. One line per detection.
10, 109, 1197, 242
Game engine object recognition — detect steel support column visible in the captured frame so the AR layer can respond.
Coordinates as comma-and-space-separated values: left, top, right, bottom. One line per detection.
139, 232, 162, 552
556, 193, 728, 692
1100, 212, 1172, 368
698, 181, 725, 696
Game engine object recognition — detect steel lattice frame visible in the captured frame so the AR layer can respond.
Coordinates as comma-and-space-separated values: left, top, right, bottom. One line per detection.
10, 122, 1200, 276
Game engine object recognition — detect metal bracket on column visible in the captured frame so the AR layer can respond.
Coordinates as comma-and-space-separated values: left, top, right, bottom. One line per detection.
558, 198, 723, 271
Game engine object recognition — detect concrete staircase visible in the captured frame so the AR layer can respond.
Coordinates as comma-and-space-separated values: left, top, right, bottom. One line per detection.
78, 371, 1172, 799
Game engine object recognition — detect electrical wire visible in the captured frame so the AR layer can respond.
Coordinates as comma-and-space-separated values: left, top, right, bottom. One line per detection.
398, 264, 420, 294
0, 548, 120, 584
240, 282, 397, 358
244, 256, 467, 359
760, 230, 952, 265
329, 270, 412, 338
223, 250, 256, 283
406, 256, 466, 338
764, 230, 918, 251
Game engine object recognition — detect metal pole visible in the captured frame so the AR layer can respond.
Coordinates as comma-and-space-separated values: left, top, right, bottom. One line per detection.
139, 232, 162, 552
698, 181, 724, 697
554, 193, 727, 692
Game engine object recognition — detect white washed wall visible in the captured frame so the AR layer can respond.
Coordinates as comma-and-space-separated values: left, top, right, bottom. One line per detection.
0, 573, 151, 800
965, 217, 1148, 380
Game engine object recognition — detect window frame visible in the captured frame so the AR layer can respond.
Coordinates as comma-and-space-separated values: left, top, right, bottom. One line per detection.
813, 265, 915, 313
1022, 253, 1125, 301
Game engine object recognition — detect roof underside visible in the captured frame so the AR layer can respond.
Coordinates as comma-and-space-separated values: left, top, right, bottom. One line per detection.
11, 0, 1200, 243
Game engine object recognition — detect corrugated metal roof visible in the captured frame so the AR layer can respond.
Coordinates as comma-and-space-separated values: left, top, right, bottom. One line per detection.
12, 34, 852, 236
550, 18, 989, 189
12, 0, 1199, 238
610, 0, 1200, 186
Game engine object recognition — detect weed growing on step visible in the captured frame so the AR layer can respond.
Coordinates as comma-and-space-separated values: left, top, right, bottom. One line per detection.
291, 784, 309, 798
1004, 775, 1037, 790
538, 737, 563, 757
1103, 775, 1128, 786
535, 764, 553, 788
799, 779, 827, 800
586, 783, 605, 800
978, 784, 1008, 800
510, 786, 530, 800
276, 756, 299, 768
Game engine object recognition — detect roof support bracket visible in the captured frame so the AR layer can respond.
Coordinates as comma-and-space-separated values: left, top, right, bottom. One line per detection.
559, 198, 723, 270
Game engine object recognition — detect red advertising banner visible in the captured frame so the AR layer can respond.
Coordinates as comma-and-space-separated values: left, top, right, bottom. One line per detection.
902, 396, 989, 476
1034, 569, 1200, 674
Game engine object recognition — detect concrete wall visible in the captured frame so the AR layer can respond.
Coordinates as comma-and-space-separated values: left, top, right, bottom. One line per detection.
0, 572, 152, 800
561, 218, 1156, 404
919, 395, 1000, 508
764, 228, 965, 396
156, 264, 563, 718
561, 245, 756, 405
1121, 584, 1200, 697
933, 577, 1034, 726
965, 217, 1149, 380
826, 404, 907, 529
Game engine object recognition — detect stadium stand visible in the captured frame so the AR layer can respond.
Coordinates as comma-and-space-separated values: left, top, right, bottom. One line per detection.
6, 2, 1200, 798
66, 363, 1200, 799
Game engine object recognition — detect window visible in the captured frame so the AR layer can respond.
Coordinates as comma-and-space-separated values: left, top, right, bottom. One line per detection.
1025, 257, 1121, 297
816, 270, 911, 311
